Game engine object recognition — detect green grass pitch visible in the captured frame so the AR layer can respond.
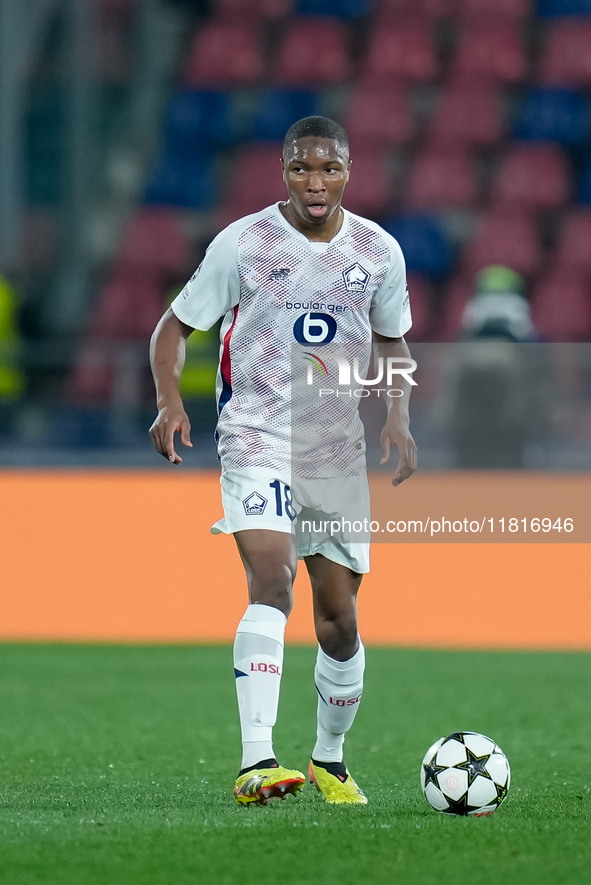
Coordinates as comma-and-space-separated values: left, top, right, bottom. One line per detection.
0, 644, 590, 885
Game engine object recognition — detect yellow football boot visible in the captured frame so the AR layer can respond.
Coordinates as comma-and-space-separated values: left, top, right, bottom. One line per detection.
234, 765, 306, 806
309, 759, 368, 805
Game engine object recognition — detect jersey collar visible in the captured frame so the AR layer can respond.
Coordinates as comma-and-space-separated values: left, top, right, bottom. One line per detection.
271, 202, 350, 247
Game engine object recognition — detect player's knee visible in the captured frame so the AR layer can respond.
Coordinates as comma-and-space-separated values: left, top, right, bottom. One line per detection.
249, 564, 294, 615
316, 610, 358, 659
334, 612, 358, 647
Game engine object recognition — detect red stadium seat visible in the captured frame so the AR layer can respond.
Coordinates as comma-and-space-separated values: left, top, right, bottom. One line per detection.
539, 22, 591, 87
407, 148, 477, 209
69, 342, 114, 405
211, 0, 294, 19
451, 22, 526, 84
341, 151, 391, 217
491, 144, 570, 210
439, 273, 474, 340
363, 23, 437, 84
429, 85, 505, 146
184, 23, 263, 87
21, 209, 58, 272
404, 273, 434, 340
217, 143, 286, 227
275, 18, 349, 86
374, 0, 458, 20
97, 0, 133, 85
457, 0, 531, 20
97, 22, 131, 85
531, 271, 591, 341
118, 209, 190, 276
343, 87, 413, 150
93, 272, 167, 341
554, 211, 591, 276
98, 0, 134, 20
462, 211, 541, 276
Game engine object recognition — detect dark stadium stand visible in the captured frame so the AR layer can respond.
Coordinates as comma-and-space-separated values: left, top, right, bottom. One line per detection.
406, 148, 477, 210
343, 87, 414, 148
92, 271, 167, 341
450, 21, 526, 84
428, 86, 505, 147
117, 209, 190, 276
491, 144, 571, 209
554, 210, 591, 273
513, 88, 590, 145
336, 150, 391, 215
184, 23, 264, 86
461, 211, 541, 276
580, 157, 591, 202
76, 0, 591, 412
384, 214, 453, 277
531, 269, 591, 339
539, 21, 591, 85
276, 18, 351, 85
363, 23, 438, 84
255, 90, 320, 140
216, 143, 286, 225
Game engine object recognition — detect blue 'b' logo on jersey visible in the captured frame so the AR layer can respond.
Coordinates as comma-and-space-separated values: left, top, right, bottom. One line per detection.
293, 312, 337, 345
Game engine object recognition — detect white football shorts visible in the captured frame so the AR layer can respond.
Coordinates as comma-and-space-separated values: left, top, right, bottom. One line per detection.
210, 467, 370, 574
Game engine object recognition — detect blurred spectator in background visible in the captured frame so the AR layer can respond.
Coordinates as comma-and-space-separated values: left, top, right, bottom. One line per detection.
460, 267, 539, 344
0, 275, 25, 431
444, 266, 551, 468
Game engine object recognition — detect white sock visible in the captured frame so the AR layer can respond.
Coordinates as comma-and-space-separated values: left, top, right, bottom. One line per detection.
233, 603, 286, 771
313, 640, 365, 764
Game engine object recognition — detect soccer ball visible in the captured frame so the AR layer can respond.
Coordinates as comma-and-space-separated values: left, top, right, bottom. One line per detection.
420, 731, 510, 816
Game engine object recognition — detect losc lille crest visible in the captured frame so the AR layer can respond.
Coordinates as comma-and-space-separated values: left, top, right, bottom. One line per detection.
342, 263, 371, 293
242, 492, 267, 516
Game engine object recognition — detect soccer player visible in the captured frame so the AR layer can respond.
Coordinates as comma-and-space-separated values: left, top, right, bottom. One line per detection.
149, 117, 416, 806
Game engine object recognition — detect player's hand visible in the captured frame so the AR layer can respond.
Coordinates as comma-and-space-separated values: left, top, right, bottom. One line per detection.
379, 419, 417, 487
149, 404, 192, 464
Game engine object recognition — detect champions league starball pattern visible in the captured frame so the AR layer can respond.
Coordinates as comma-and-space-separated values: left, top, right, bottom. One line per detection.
420, 732, 511, 816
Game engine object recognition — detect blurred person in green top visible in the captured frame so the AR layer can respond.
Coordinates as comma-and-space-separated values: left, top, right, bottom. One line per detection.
0, 274, 25, 413
444, 265, 550, 468
460, 266, 540, 344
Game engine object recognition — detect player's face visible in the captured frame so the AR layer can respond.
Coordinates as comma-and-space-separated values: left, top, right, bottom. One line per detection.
281, 137, 350, 227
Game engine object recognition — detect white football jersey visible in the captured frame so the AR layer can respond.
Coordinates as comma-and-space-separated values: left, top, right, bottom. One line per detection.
171, 202, 411, 477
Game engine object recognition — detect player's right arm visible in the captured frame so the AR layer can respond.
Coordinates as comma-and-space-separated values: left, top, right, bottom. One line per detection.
149, 308, 195, 464
149, 220, 242, 462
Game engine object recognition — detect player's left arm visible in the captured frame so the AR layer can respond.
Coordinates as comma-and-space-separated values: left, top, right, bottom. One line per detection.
373, 332, 417, 487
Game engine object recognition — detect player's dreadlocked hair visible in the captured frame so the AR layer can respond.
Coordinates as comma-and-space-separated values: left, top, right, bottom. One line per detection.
283, 116, 349, 160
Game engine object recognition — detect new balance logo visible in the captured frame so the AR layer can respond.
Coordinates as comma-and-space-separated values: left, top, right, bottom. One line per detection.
269, 267, 291, 280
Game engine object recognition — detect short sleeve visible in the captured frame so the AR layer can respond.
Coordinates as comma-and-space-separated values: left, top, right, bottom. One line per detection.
369, 234, 412, 338
170, 223, 241, 331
